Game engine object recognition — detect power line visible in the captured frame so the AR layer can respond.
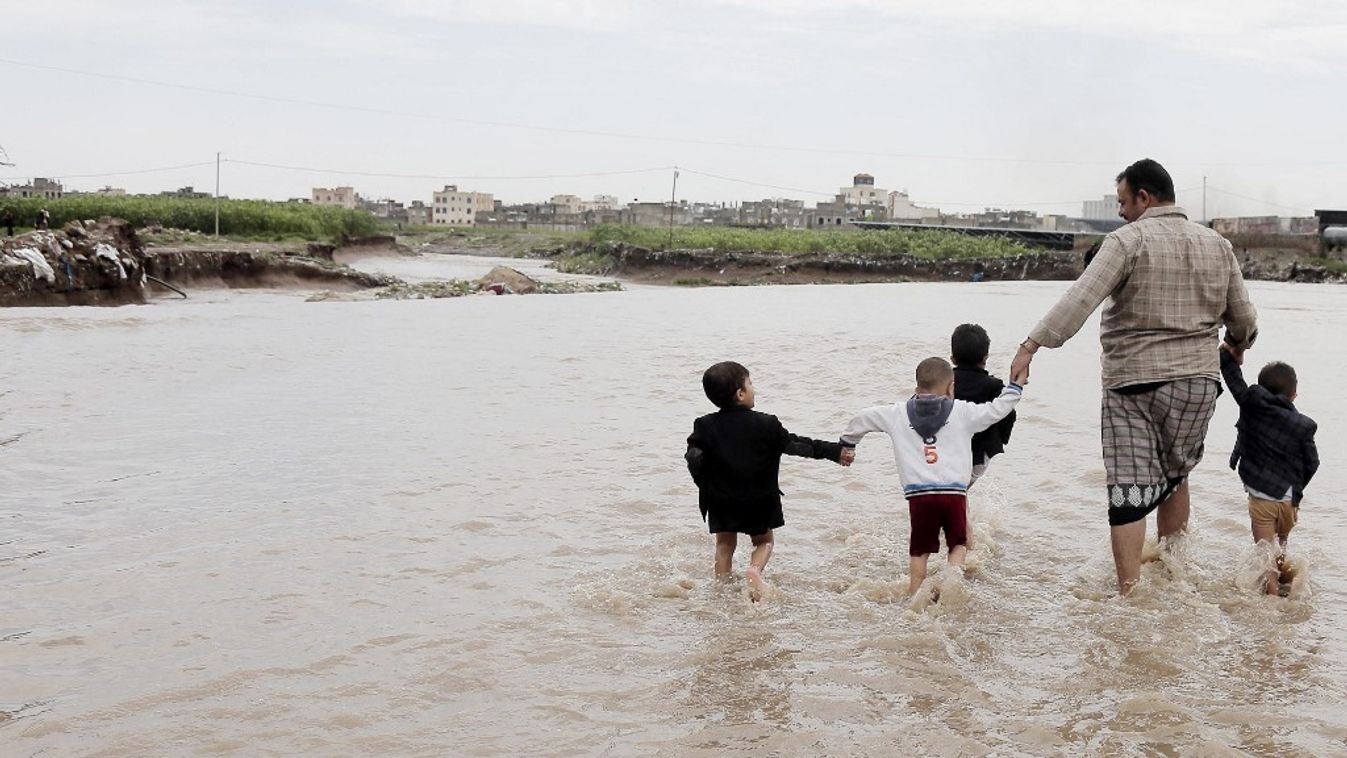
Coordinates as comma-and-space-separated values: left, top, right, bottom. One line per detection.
1205, 185, 1308, 214
7, 57, 1342, 169
224, 159, 674, 181
0, 160, 216, 182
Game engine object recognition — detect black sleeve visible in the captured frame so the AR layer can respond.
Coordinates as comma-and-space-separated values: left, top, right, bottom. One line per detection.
778, 417, 843, 462
998, 409, 1016, 446
686, 419, 709, 485
1303, 430, 1320, 490
1219, 348, 1250, 405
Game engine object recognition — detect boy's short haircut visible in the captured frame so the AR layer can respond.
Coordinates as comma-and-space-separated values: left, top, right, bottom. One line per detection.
951, 323, 991, 367
703, 361, 750, 409
1257, 361, 1297, 398
916, 357, 954, 392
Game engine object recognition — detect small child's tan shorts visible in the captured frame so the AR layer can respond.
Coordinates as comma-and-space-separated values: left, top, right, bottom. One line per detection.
1248, 496, 1298, 539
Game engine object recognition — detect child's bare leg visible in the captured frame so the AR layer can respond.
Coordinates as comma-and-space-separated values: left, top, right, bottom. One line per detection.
948, 544, 968, 571
746, 531, 774, 601
908, 554, 930, 595
1250, 519, 1279, 595
714, 532, 737, 577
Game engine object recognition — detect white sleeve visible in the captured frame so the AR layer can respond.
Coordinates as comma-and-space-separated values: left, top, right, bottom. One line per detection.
957, 383, 1023, 433
840, 405, 892, 446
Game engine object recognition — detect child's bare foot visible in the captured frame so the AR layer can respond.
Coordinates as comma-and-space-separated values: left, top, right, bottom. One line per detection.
746, 566, 766, 602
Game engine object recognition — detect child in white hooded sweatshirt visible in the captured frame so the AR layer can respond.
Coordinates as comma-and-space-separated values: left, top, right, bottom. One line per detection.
841, 357, 1024, 595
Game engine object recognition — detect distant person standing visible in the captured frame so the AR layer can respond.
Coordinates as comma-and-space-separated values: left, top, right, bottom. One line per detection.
2, 208, 14, 236
36, 208, 50, 231
1009, 158, 1259, 595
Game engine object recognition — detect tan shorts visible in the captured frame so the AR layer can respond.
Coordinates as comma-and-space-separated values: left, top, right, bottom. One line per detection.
1248, 496, 1297, 539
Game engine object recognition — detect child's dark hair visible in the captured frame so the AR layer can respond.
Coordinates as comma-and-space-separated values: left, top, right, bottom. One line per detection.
951, 323, 990, 367
1257, 361, 1297, 398
703, 361, 750, 409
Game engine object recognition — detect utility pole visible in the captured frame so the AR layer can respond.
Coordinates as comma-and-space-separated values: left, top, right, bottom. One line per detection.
214, 151, 221, 238
668, 166, 679, 250
1202, 175, 1207, 224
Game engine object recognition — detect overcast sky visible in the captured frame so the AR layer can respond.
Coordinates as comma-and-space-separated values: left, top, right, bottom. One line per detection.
2, 0, 1344, 218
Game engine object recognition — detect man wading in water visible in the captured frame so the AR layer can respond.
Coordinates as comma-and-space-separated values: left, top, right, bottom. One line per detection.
1010, 158, 1258, 595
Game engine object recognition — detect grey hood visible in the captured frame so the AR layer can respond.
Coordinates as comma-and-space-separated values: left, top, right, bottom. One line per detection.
906, 395, 953, 443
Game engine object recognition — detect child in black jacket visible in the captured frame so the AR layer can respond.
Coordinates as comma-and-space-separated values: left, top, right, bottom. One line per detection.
951, 324, 1017, 484
685, 361, 852, 600
1219, 344, 1319, 595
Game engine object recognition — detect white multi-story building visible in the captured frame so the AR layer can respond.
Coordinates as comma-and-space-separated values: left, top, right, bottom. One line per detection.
0, 177, 64, 199
839, 173, 887, 208
432, 185, 493, 226
312, 186, 358, 209
1082, 195, 1117, 220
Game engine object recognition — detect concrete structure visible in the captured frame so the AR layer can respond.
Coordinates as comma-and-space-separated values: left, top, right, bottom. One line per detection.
1082, 195, 1117, 221
887, 190, 941, 222
159, 186, 211, 199
406, 201, 432, 226
432, 185, 493, 226
580, 195, 620, 213
312, 186, 358, 209
840, 173, 887, 207
547, 194, 584, 215
1211, 216, 1318, 236
0, 177, 64, 200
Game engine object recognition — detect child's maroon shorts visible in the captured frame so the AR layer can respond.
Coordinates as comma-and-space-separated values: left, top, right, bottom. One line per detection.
907, 493, 968, 556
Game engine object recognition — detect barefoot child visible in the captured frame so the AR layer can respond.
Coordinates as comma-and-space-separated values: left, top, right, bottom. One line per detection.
1219, 344, 1319, 595
841, 357, 1024, 596
951, 323, 1017, 485
685, 361, 853, 600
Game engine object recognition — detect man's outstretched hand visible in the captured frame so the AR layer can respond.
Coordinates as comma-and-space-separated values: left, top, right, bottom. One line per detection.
1010, 339, 1037, 386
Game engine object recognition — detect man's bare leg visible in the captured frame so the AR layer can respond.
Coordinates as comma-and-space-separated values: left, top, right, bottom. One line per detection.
1156, 480, 1190, 541
746, 531, 774, 601
1110, 520, 1146, 595
714, 532, 737, 577
908, 554, 930, 596
948, 544, 968, 571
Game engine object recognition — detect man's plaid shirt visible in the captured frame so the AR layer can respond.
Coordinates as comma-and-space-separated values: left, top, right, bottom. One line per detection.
1029, 205, 1258, 389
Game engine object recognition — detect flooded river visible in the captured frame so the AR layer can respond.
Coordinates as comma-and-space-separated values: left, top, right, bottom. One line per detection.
3, 259, 1346, 755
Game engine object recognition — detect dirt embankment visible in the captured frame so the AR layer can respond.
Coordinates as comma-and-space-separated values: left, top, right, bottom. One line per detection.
557, 241, 1347, 286
568, 243, 1084, 285
0, 222, 401, 307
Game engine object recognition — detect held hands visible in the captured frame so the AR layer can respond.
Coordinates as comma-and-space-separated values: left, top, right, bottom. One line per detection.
1219, 340, 1245, 366
1010, 339, 1037, 386
838, 447, 856, 467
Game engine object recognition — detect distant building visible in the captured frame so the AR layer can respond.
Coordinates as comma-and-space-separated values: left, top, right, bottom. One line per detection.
1211, 216, 1318, 236
312, 186, 358, 209
406, 201, 432, 226
160, 186, 211, 199
840, 173, 886, 207
887, 190, 941, 222
0, 177, 64, 199
93, 186, 126, 197
580, 194, 620, 213
1082, 195, 1117, 221
547, 194, 584, 215
432, 185, 493, 226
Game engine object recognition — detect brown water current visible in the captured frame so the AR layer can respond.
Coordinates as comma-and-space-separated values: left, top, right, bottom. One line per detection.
3, 275, 1346, 755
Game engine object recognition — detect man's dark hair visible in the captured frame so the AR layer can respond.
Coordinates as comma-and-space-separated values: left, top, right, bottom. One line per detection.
702, 361, 750, 409
950, 323, 990, 367
916, 356, 954, 392
1257, 361, 1297, 398
1116, 158, 1175, 202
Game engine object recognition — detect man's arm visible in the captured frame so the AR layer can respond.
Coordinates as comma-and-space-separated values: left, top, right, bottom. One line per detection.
1011, 235, 1131, 380
1221, 245, 1258, 351
1218, 345, 1250, 405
